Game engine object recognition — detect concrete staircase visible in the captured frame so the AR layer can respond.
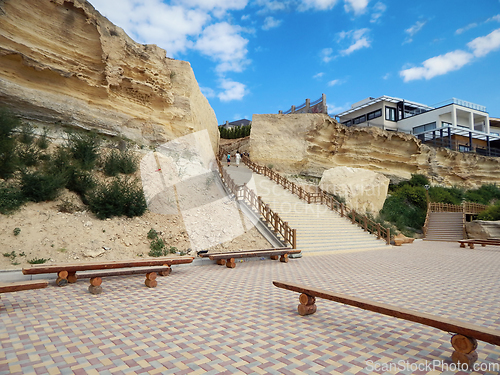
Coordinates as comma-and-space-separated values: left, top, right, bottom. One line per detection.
424, 212, 464, 242
225, 164, 390, 255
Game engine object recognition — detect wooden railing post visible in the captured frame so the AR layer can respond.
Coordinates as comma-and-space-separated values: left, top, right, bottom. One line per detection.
351, 210, 356, 224
292, 228, 297, 249
363, 216, 367, 231
377, 223, 381, 239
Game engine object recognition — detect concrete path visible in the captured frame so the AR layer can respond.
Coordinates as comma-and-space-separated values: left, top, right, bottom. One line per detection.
1, 240, 499, 374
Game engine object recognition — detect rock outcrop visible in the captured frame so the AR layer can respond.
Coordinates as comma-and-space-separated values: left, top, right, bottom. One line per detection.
465, 221, 500, 239
0, 0, 219, 151
319, 166, 389, 213
250, 114, 500, 188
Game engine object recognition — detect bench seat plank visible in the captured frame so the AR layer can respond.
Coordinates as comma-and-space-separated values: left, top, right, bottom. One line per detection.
209, 249, 300, 260
75, 266, 171, 279
22, 257, 193, 275
0, 280, 49, 293
201, 247, 292, 258
273, 280, 500, 347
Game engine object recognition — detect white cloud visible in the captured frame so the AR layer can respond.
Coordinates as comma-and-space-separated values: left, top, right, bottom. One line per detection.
400, 28, 500, 82
370, 2, 386, 23
487, 14, 500, 23
400, 50, 474, 82
328, 102, 350, 114
194, 22, 250, 73
338, 28, 371, 55
456, 22, 478, 35
321, 48, 334, 62
218, 79, 246, 101
298, 0, 338, 11
328, 79, 342, 86
262, 16, 282, 30
200, 86, 216, 98
404, 20, 426, 44
255, 0, 288, 14
313, 72, 325, 79
343, 0, 369, 15
467, 28, 500, 57
89, 0, 210, 56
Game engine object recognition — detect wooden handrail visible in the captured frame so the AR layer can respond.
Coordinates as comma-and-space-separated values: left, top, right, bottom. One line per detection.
216, 153, 297, 249
241, 155, 390, 245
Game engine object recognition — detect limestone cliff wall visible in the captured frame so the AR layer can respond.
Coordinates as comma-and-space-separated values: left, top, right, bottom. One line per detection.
0, 0, 219, 151
250, 114, 500, 188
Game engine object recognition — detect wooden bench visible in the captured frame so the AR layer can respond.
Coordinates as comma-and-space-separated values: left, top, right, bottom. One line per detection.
22, 257, 194, 293
273, 280, 500, 369
200, 248, 301, 268
1, 280, 49, 308
459, 239, 500, 249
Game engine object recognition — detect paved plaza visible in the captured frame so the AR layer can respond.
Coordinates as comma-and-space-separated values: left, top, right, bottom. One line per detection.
1, 240, 499, 374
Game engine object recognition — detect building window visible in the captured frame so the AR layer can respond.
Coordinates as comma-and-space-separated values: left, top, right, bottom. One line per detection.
413, 122, 436, 134
385, 107, 396, 121
353, 115, 366, 125
367, 109, 382, 120
343, 120, 352, 126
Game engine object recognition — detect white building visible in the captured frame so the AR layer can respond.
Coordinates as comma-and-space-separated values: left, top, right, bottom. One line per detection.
335, 96, 500, 156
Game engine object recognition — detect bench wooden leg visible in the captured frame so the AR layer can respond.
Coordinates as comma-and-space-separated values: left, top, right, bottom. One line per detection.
481, 244, 486, 247
280, 254, 289, 263
67, 272, 77, 284
56, 270, 69, 287
297, 293, 317, 316
451, 334, 478, 370
216, 259, 226, 266
159, 266, 171, 276
469, 244, 475, 249
88, 277, 103, 295
145, 272, 158, 288
460, 242, 466, 248
226, 258, 236, 268
270, 255, 279, 260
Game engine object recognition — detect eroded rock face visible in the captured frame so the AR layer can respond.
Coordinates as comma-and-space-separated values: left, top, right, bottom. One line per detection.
0, 0, 219, 151
465, 221, 500, 239
319, 166, 389, 214
250, 114, 500, 188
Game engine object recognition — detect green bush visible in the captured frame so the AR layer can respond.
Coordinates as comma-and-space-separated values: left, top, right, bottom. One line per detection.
27, 257, 49, 264
218, 124, 251, 139
428, 186, 463, 205
65, 167, 96, 198
147, 228, 158, 240
20, 170, 66, 202
17, 143, 41, 167
86, 176, 147, 219
0, 108, 20, 179
379, 195, 426, 233
103, 149, 138, 176
0, 182, 26, 214
149, 237, 166, 257
464, 184, 500, 205
408, 174, 430, 187
65, 130, 100, 170
478, 203, 500, 221
393, 184, 427, 210
18, 123, 35, 145
36, 128, 50, 149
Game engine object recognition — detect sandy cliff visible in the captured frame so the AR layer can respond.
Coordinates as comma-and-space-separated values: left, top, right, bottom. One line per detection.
0, 0, 218, 151
250, 114, 500, 188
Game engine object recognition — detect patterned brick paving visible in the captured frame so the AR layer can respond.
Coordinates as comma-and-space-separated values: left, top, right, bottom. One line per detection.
1, 241, 499, 374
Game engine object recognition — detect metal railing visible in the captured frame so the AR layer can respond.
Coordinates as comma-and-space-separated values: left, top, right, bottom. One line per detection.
242, 155, 391, 244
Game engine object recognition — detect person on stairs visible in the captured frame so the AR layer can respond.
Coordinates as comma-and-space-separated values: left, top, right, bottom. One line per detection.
227, 152, 231, 167
235, 151, 241, 167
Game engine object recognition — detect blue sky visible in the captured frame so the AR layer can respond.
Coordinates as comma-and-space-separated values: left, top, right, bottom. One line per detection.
88, 0, 500, 124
